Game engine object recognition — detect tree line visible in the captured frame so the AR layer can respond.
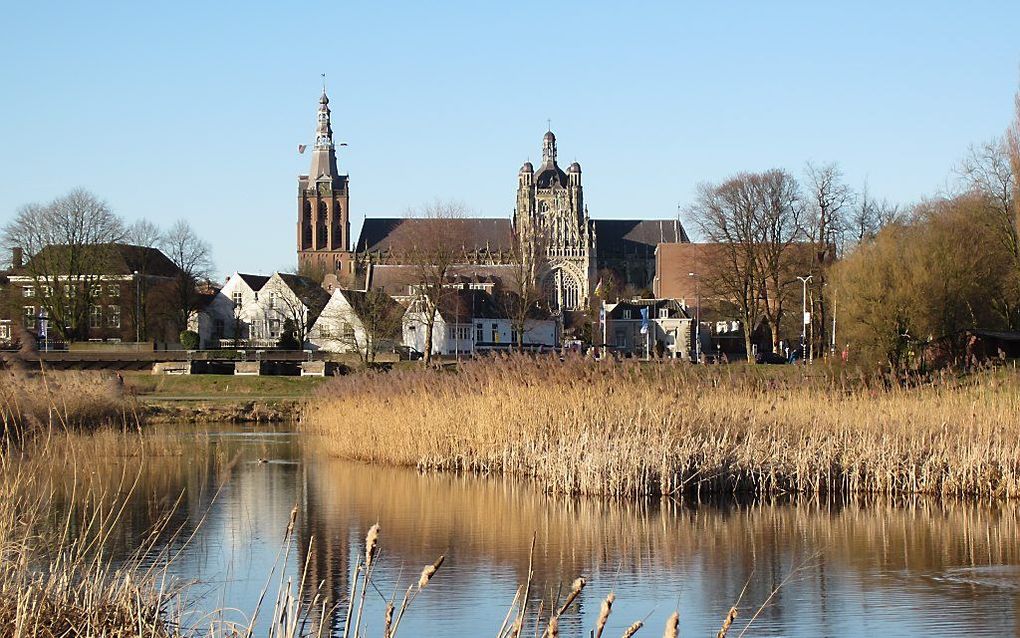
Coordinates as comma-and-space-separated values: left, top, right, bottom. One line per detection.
690, 87, 1020, 369
1, 189, 213, 343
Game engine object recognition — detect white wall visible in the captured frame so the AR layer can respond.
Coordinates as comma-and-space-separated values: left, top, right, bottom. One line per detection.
308, 290, 369, 353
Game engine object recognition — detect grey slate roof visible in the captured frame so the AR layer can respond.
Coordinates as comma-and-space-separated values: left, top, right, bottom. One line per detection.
356, 218, 513, 254
277, 273, 332, 325
237, 273, 270, 291
593, 220, 690, 258
9, 244, 183, 278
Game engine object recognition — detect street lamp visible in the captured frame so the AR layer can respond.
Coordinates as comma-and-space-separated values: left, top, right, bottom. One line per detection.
133, 270, 140, 343
796, 275, 812, 363
688, 272, 700, 363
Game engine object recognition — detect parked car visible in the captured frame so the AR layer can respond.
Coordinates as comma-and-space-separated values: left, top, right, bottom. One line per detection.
393, 345, 424, 361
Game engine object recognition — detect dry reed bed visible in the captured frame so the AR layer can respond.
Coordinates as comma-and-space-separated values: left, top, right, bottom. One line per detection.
1, 369, 130, 443
303, 357, 1020, 499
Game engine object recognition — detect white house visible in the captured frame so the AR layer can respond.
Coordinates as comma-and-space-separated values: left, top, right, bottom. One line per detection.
191, 273, 268, 348
192, 272, 329, 349
403, 289, 558, 356
308, 288, 402, 357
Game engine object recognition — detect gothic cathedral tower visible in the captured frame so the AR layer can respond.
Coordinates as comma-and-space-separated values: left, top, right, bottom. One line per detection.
297, 91, 352, 278
514, 130, 594, 311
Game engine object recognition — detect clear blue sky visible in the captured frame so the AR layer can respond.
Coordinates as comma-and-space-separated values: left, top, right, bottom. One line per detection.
2, 1, 1018, 278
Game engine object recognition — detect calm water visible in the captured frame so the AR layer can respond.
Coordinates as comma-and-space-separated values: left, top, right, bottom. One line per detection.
50, 426, 1020, 637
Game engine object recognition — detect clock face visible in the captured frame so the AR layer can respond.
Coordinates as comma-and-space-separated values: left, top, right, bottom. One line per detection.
318, 183, 330, 195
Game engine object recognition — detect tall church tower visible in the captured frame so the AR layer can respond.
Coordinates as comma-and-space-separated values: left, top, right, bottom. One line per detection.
297, 91, 352, 278
514, 130, 594, 311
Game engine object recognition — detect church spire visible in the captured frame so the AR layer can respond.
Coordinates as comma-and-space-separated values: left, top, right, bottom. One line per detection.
308, 89, 340, 183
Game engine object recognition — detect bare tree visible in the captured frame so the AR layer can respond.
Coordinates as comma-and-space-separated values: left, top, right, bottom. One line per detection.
1, 189, 125, 341
159, 219, 214, 335
498, 228, 548, 351
387, 200, 471, 365
689, 175, 765, 359
754, 169, 807, 354
804, 162, 853, 353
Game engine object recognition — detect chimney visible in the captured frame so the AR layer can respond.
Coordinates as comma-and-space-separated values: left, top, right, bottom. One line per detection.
12, 247, 23, 269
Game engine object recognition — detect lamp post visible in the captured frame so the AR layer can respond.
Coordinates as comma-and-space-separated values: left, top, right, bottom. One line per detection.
133, 270, 140, 343
688, 272, 700, 363
796, 275, 812, 363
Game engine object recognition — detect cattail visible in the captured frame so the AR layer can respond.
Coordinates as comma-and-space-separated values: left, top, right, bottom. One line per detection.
622, 620, 643, 637
383, 601, 394, 637
418, 554, 445, 589
662, 612, 679, 638
543, 615, 559, 637
595, 592, 615, 638
364, 523, 380, 569
717, 607, 737, 638
556, 577, 587, 615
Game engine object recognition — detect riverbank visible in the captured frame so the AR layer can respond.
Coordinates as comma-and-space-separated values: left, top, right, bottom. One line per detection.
302, 356, 1020, 499
123, 372, 326, 423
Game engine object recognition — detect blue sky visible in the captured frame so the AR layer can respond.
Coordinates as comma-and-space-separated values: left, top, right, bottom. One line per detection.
1, 1, 1018, 277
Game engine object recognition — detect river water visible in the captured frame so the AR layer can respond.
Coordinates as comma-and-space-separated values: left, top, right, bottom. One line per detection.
52, 426, 1020, 637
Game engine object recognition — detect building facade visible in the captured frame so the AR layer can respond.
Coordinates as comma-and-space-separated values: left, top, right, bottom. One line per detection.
514, 131, 595, 312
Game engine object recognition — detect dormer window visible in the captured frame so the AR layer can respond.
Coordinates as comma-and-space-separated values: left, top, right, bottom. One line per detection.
622, 309, 632, 320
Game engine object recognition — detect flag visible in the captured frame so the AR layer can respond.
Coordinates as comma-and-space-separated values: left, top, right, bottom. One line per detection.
297, 144, 307, 154
599, 301, 606, 324
640, 306, 649, 335
594, 278, 603, 297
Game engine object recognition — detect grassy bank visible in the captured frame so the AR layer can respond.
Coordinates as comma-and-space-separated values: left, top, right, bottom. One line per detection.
302, 357, 1020, 499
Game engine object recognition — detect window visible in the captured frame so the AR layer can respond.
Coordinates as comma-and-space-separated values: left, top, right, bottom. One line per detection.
615, 329, 628, 348
476, 323, 484, 343
108, 284, 120, 297
269, 319, 281, 338
342, 323, 355, 341
0, 321, 10, 342
22, 286, 34, 298
232, 291, 244, 306
107, 305, 121, 329
213, 319, 225, 340
23, 306, 36, 330
511, 328, 521, 345
659, 308, 669, 319
622, 309, 632, 320
90, 306, 103, 329
491, 323, 499, 343
91, 284, 103, 297
268, 291, 278, 309
41, 285, 52, 298
456, 325, 470, 340
447, 325, 455, 340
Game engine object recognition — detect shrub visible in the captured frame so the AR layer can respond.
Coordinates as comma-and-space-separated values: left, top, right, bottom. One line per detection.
179, 330, 200, 350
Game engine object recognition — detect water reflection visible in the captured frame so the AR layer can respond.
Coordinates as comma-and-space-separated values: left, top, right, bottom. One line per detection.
38, 427, 1020, 636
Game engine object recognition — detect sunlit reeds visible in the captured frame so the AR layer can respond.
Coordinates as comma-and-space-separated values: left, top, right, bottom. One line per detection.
303, 356, 1020, 499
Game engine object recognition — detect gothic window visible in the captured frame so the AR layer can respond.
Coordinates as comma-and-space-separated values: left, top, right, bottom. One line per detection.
317, 202, 328, 249
562, 276, 580, 311
302, 202, 313, 249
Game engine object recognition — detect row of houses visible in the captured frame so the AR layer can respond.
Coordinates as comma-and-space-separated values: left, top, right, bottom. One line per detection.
1, 244, 713, 360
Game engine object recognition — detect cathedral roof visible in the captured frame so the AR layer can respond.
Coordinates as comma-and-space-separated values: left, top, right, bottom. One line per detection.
356, 217, 514, 254
593, 220, 690, 258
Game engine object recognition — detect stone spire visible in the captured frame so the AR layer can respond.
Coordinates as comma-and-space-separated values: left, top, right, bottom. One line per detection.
308, 91, 341, 184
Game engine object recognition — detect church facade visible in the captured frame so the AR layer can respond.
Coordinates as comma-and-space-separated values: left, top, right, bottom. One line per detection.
296, 92, 689, 314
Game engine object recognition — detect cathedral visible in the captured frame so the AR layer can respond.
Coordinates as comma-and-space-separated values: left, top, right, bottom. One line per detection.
296, 91, 689, 312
